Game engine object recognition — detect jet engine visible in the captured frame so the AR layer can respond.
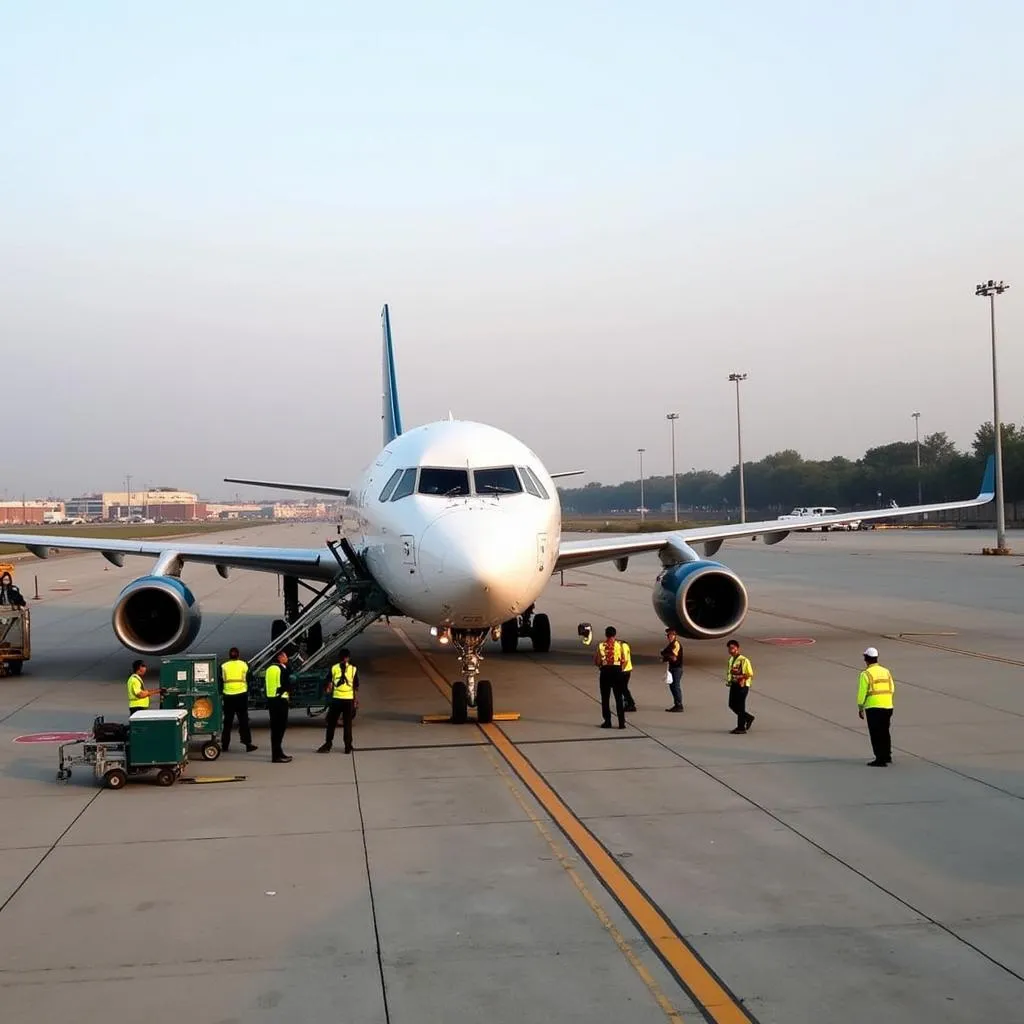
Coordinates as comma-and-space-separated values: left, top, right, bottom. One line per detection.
652, 560, 748, 640
112, 576, 202, 655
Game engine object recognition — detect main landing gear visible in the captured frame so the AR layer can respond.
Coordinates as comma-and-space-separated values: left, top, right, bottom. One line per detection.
449, 629, 494, 725
499, 605, 551, 654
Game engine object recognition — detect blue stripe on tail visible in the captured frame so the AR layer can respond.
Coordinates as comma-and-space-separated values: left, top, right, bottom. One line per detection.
381, 304, 404, 445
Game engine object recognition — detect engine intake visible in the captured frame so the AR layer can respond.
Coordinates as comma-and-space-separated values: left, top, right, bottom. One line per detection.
112, 576, 201, 655
652, 560, 748, 640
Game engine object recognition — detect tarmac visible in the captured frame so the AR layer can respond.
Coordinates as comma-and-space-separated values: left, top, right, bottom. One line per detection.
1, 522, 1022, 1023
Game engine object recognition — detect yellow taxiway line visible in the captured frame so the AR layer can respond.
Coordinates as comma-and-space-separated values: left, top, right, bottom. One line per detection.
393, 625, 756, 1024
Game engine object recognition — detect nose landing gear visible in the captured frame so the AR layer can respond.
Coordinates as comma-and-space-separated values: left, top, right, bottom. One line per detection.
449, 629, 494, 724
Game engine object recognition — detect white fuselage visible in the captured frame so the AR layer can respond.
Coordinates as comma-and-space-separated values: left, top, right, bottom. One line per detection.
344, 421, 561, 629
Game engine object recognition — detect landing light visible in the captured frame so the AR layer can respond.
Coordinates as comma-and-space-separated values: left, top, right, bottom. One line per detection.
430, 625, 452, 646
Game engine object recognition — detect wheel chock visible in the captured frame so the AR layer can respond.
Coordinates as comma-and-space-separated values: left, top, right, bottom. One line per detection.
179, 775, 247, 784
420, 712, 521, 724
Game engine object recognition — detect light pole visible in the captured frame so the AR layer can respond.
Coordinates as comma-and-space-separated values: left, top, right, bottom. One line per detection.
976, 280, 1010, 551
637, 448, 646, 521
728, 373, 748, 522
126, 474, 132, 521
666, 413, 679, 523
911, 411, 922, 505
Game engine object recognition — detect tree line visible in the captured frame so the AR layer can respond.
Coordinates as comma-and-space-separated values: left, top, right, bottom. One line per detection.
558, 422, 1023, 516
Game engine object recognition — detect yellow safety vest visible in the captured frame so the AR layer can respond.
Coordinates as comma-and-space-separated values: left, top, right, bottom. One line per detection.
221, 659, 249, 696
330, 663, 357, 699
265, 664, 288, 700
726, 654, 754, 687
596, 639, 625, 668
857, 664, 894, 709
621, 642, 633, 673
127, 672, 148, 709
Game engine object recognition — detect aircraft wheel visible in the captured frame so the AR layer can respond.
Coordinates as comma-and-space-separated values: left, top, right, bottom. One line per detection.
451, 681, 469, 724
103, 768, 127, 790
500, 618, 519, 653
531, 613, 552, 653
155, 768, 176, 787
476, 681, 494, 724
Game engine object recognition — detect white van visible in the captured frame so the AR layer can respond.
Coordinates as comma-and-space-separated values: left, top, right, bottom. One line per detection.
777, 507, 861, 531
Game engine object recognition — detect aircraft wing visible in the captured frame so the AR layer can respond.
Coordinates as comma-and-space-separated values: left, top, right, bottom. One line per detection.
555, 456, 995, 572
0, 534, 337, 579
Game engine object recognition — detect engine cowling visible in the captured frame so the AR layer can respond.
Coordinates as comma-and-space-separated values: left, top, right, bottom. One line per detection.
112, 576, 202, 655
652, 560, 748, 640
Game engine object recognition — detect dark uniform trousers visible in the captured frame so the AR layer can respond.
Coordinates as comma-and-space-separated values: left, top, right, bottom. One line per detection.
600, 666, 626, 727
728, 683, 751, 729
267, 697, 289, 759
221, 693, 252, 748
621, 672, 637, 711
325, 698, 355, 751
865, 708, 893, 763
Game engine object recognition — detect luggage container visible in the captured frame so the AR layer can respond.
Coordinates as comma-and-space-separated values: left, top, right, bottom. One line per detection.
160, 654, 222, 760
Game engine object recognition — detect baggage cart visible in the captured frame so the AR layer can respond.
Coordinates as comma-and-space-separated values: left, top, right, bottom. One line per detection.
160, 654, 222, 760
56, 710, 189, 789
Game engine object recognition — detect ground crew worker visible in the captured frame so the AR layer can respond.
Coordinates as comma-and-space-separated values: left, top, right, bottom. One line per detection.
0, 571, 26, 607
126, 660, 161, 715
265, 651, 292, 763
726, 640, 755, 733
220, 647, 257, 753
594, 626, 627, 729
620, 637, 637, 712
318, 648, 359, 754
858, 646, 895, 766
660, 628, 684, 712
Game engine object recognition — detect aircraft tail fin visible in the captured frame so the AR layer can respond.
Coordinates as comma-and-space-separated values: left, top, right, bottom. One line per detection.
382, 304, 404, 446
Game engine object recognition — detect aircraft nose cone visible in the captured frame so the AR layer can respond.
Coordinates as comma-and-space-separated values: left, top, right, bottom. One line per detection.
420, 509, 540, 624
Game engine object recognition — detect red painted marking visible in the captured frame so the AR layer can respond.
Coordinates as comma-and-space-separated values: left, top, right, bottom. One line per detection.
758, 637, 816, 647
13, 731, 90, 744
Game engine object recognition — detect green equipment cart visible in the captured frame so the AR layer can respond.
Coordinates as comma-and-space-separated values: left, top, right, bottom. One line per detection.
57, 709, 189, 789
160, 653, 223, 761
249, 667, 331, 717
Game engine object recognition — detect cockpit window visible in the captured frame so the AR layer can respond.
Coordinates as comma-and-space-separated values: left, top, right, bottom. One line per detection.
378, 469, 403, 502
473, 466, 522, 495
520, 466, 550, 499
390, 468, 418, 501
418, 467, 470, 497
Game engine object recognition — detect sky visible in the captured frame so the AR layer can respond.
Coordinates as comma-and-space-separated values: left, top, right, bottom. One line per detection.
2, 1, 1022, 500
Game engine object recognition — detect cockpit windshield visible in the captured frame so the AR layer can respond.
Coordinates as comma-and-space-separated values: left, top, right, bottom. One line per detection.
473, 466, 522, 495
418, 467, 471, 497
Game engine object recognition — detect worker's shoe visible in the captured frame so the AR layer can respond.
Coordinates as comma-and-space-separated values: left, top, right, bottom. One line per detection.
867, 760, 887, 767
317, 743, 332, 753
617, 724, 627, 730
344, 746, 353, 754
744, 715, 755, 731
665, 705, 683, 713
245, 744, 258, 752
729, 727, 747, 734
272, 755, 293, 763
624, 704, 637, 713
600, 721, 612, 729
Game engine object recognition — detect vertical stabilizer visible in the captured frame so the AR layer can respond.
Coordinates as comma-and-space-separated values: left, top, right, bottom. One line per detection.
381, 304, 404, 445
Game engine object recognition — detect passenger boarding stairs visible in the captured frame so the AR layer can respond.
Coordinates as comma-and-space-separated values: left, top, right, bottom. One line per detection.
247, 539, 389, 678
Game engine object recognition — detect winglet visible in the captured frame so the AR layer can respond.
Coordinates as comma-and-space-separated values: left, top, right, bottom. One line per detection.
978, 454, 996, 501
382, 304, 404, 446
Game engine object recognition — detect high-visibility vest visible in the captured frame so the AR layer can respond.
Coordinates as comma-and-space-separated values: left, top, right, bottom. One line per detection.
726, 654, 754, 687
858, 664, 894, 709
621, 642, 633, 673
596, 639, 625, 668
221, 659, 249, 696
331, 663, 357, 699
127, 672, 148, 709
265, 664, 287, 700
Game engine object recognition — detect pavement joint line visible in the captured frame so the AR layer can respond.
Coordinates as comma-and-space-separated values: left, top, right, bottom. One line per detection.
882, 633, 1024, 668
351, 755, 392, 1024
479, 741, 686, 1023
392, 624, 758, 1024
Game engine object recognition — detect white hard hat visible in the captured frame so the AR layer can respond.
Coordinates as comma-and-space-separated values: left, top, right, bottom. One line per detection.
863, 646, 879, 658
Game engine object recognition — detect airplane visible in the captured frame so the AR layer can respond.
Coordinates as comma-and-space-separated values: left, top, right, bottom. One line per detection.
1, 306, 995, 722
